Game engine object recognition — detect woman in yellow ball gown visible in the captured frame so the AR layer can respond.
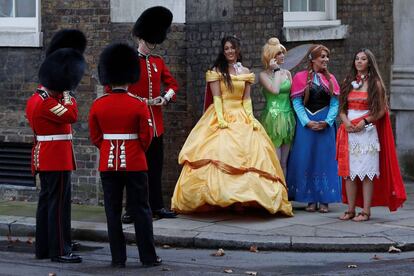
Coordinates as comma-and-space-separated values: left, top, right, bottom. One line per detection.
171, 36, 293, 216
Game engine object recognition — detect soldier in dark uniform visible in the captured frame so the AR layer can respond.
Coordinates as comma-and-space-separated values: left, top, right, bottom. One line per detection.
89, 43, 161, 268
26, 29, 86, 263
119, 6, 179, 222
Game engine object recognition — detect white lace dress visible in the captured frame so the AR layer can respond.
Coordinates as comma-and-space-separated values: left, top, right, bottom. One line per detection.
347, 94, 380, 181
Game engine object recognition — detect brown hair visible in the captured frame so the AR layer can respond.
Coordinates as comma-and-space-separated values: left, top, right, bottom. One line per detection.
303, 44, 334, 104
339, 48, 387, 118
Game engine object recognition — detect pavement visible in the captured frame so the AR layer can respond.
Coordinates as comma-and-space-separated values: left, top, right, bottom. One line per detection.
0, 182, 413, 252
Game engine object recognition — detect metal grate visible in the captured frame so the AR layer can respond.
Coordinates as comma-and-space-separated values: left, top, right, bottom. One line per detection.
0, 142, 35, 187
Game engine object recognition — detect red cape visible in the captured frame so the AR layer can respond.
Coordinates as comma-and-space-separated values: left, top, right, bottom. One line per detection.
203, 84, 213, 113
341, 111, 407, 211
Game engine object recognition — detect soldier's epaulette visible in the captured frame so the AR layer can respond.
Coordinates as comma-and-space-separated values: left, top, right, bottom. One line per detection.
36, 89, 49, 100
93, 93, 109, 102
127, 92, 145, 102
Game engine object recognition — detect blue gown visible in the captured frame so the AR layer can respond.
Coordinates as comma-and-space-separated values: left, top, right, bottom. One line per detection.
287, 74, 341, 203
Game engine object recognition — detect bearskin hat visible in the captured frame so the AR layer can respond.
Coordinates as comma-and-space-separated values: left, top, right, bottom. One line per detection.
46, 29, 87, 56
98, 43, 140, 86
132, 6, 173, 44
39, 48, 86, 92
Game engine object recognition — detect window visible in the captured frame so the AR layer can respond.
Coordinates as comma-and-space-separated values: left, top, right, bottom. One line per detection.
283, 0, 340, 27
0, 0, 42, 47
282, 0, 347, 42
111, 0, 185, 24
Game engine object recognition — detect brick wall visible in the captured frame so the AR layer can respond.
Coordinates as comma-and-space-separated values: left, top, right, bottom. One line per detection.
186, 0, 283, 118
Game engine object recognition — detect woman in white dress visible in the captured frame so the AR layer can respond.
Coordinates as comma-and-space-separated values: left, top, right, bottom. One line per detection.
337, 48, 406, 221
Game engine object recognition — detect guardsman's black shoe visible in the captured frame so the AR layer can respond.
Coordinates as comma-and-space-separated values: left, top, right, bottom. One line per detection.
142, 256, 162, 267
51, 253, 82, 263
153, 208, 177, 219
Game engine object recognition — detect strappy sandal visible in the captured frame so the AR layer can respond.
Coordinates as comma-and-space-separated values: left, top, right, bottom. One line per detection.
305, 203, 317, 212
339, 211, 356, 220
318, 204, 329, 213
352, 211, 370, 222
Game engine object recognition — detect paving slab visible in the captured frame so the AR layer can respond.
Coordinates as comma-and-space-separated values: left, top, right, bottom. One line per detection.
267, 224, 316, 236
194, 232, 291, 250
315, 227, 359, 237
319, 220, 395, 235
384, 217, 414, 228
220, 216, 294, 231
152, 217, 212, 230
195, 224, 252, 234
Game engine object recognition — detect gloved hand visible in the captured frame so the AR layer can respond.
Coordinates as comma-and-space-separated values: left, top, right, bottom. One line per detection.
62, 90, 73, 105
243, 98, 259, 130
153, 96, 167, 106
213, 96, 228, 129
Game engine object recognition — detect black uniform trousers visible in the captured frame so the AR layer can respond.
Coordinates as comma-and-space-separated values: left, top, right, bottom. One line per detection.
36, 171, 72, 258
146, 135, 165, 211
101, 171, 157, 264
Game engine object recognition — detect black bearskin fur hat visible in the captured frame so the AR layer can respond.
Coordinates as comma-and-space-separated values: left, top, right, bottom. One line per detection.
39, 48, 86, 92
46, 29, 87, 56
132, 6, 173, 44
98, 43, 140, 86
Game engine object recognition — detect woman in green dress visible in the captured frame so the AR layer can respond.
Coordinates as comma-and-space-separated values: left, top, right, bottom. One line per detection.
259, 38, 295, 176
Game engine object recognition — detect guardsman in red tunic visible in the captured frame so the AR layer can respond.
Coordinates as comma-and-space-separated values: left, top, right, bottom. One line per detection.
119, 6, 179, 222
26, 29, 86, 263
89, 43, 161, 268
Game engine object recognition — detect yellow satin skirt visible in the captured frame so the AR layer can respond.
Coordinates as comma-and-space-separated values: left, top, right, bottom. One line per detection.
171, 104, 293, 216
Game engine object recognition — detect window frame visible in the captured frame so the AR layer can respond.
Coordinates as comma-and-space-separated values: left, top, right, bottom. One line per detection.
0, 0, 42, 47
283, 0, 339, 27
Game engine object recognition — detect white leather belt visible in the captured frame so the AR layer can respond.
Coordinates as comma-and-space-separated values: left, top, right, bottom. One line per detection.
103, 134, 138, 140
36, 134, 73, 141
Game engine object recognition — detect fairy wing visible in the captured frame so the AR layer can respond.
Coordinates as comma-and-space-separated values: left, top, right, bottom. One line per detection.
281, 43, 313, 71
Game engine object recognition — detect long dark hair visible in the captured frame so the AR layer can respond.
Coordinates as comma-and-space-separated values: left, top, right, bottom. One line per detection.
339, 48, 387, 118
211, 36, 242, 91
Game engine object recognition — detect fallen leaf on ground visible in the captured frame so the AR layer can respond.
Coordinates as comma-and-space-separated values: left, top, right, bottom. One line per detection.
224, 269, 233, 273
48, 273, 56, 276
245, 271, 258, 275
371, 254, 381, 260
249, 245, 259, 253
161, 267, 171, 271
347, 264, 358, 268
162, 244, 171, 249
388, 245, 402, 253
211, 248, 225, 256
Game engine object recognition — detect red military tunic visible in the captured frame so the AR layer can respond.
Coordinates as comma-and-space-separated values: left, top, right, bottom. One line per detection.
25, 87, 77, 172
128, 53, 179, 137
89, 90, 153, 171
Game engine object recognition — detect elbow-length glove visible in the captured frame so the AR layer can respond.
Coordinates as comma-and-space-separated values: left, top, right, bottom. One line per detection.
213, 96, 228, 129
243, 98, 259, 130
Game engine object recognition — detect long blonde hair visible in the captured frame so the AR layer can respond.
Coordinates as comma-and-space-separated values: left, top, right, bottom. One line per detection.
261, 37, 286, 70
303, 44, 334, 105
